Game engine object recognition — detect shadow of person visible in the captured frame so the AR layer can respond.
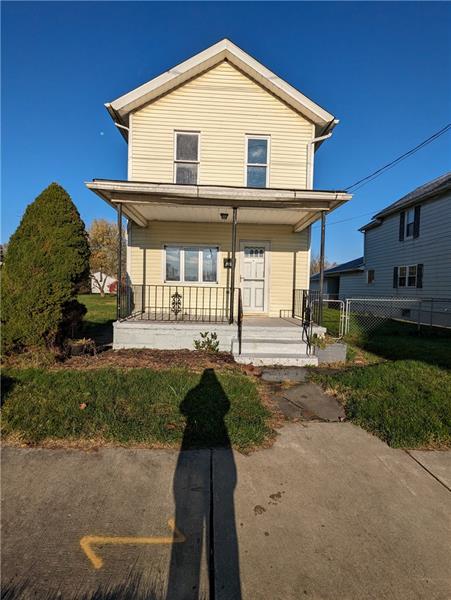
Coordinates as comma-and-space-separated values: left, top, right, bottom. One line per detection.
166, 368, 241, 600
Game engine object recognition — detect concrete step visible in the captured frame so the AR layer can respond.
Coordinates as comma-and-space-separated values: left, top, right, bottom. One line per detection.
232, 337, 308, 355
240, 326, 304, 340
233, 353, 318, 367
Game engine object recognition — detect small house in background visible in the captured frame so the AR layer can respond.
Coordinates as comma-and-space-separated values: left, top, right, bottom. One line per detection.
91, 271, 116, 295
310, 257, 364, 298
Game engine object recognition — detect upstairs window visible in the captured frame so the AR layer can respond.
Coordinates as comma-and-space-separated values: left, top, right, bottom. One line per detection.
246, 136, 269, 188
405, 208, 415, 239
367, 269, 375, 284
174, 132, 199, 184
399, 205, 421, 241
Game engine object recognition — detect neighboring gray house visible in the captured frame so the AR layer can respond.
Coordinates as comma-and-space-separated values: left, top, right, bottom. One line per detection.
311, 173, 451, 301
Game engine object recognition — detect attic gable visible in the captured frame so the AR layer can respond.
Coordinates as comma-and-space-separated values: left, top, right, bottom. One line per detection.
106, 38, 337, 139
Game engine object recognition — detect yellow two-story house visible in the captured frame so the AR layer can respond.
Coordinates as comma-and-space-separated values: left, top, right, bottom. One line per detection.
87, 39, 351, 365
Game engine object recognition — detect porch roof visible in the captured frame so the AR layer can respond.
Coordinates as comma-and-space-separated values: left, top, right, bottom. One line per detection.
85, 179, 352, 232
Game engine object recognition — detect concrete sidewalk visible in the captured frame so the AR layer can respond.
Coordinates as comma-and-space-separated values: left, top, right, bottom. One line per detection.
2, 423, 451, 599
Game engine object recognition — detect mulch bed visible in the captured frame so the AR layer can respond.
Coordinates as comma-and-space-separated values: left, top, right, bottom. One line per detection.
57, 348, 257, 374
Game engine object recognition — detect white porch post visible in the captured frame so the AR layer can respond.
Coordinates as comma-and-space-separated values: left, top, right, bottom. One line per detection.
318, 210, 326, 326
117, 203, 123, 320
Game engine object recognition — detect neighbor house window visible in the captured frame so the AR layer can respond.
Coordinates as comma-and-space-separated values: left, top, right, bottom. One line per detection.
165, 246, 218, 283
246, 136, 269, 188
367, 269, 375, 284
394, 264, 423, 289
398, 266, 407, 287
174, 132, 199, 184
405, 208, 415, 239
407, 265, 417, 287
398, 265, 417, 287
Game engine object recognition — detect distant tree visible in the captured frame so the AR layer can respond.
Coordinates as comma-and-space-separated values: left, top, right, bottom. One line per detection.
310, 254, 337, 276
2, 183, 90, 352
0, 243, 6, 266
88, 219, 126, 296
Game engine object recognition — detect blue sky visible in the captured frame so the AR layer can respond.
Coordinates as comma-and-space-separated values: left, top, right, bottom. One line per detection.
2, 1, 450, 263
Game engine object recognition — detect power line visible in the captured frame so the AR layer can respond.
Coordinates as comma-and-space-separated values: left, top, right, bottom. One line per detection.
345, 123, 451, 192
312, 209, 376, 228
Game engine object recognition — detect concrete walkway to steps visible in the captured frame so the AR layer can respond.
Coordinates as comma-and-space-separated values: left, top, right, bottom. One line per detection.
262, 367, 346, 421
2, 422, 450, 600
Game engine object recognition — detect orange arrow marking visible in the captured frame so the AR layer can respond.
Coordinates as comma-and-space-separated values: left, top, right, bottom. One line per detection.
80, 518, 186, 569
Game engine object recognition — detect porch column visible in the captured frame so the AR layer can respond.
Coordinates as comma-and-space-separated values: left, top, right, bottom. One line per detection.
229, 207, 238, 324
117, 203, 123, 320
318, 210, 326, 326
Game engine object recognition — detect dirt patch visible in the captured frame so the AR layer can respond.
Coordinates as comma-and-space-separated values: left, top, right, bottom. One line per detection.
52, 348, 242, 372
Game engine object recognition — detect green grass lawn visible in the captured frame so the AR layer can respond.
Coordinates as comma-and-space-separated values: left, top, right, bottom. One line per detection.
1, 367, 271, 450
78, 293, 116, 344
312, 315, 451, 448
312, 361, 451, 448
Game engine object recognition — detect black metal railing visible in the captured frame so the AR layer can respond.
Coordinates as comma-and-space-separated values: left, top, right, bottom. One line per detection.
237, 288, 243, 354
118, 284, 242, 324
293, 289, 323, 354
293, 289, 322, 324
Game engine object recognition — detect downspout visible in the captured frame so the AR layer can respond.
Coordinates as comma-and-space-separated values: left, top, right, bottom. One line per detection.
114, 122, 129, 133
306, 119, 337, 323
306, 130, 335, 189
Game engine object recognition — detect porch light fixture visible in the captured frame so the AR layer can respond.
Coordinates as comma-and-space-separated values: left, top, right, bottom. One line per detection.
220, 212, 229, 220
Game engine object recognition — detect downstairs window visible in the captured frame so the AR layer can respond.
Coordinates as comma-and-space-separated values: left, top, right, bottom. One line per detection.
165, 246, 218, 283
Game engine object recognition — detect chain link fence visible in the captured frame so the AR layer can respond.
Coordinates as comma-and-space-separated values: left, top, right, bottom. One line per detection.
343, 297, 451, 336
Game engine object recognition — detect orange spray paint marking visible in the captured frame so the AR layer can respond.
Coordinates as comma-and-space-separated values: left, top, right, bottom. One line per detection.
80, 518, 186, 569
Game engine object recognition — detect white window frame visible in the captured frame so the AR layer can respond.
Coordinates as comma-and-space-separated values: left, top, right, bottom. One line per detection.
173, 131, 200, 185
163, 244, 219, 284
367, 269, 375, 284
398, 264, 417, 288
245, 135, 270, 188
405, 207, 415, 239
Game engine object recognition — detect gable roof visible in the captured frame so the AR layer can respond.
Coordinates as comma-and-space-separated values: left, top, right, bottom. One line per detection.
311, 256, 364, 280
106, 38, 337, 139
360, 172, 451, 231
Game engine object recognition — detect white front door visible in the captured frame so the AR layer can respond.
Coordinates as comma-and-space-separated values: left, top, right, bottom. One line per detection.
240, 242, 268, 313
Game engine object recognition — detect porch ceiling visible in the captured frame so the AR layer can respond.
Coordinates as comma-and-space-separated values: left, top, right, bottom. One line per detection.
85, 179, 352, 231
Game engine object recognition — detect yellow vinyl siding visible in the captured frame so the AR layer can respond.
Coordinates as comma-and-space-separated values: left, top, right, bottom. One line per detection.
131, 61, 314, 188
128, 222, 309, 317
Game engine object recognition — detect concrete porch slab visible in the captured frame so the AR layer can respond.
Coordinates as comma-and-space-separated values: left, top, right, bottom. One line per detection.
113, 320, 237, 351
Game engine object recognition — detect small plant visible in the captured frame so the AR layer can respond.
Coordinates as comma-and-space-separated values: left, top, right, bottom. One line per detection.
194, 331, 219, 353
312, 333, 327, 349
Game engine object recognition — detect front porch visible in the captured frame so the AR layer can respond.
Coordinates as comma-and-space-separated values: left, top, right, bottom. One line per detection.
114, 299, 325, 366
86, 179, 349, 365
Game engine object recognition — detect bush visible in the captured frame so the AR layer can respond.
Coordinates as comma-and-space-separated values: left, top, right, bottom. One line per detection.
2, 183, 90, 352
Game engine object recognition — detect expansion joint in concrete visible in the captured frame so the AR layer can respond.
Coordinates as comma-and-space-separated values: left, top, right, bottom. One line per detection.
208, 448, 216, 600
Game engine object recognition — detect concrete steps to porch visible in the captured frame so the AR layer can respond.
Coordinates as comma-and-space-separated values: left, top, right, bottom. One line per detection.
232, 322, 318, 366
234, 353, 318, 366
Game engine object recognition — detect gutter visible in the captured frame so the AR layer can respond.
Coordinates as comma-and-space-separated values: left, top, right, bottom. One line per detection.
306, 118, 339, 189
105, 103, 129, 142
